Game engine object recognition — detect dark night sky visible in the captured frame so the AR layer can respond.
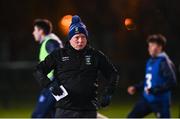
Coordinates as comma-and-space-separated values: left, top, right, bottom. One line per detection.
0, 0, 180, 64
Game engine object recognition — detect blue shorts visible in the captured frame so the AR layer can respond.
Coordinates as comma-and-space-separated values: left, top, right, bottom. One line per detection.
31, 88, 56, 118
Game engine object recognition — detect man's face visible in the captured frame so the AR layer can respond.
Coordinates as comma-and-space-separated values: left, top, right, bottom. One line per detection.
32, 26, 43, 42
148, 42, 162, 57
69, 33, 87, 50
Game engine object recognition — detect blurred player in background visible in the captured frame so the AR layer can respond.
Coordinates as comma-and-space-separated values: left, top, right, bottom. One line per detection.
33, 15, 119, 118
31, 19, 63, 118
127, 34, 177, 118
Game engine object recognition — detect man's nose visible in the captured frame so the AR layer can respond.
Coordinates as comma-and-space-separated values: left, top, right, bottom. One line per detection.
77, 38, 83, 43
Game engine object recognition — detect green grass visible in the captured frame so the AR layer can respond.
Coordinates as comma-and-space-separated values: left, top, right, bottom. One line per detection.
0, 101, 179, 118
0, 108, 32, 118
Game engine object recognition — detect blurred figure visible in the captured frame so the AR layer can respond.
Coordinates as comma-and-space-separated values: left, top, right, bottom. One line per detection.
33, 15, 119, 118
32, 19, 63, 118
127, 34, 177, 118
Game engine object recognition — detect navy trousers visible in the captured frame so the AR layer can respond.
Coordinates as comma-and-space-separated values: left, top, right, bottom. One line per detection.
127, 97, 170, 118
31, 88, 56, 118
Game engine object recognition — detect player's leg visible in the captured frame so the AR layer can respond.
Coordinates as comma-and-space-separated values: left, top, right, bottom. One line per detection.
127, 97, 152, 118
151, 101, 170, 118
31, 88, 56, 118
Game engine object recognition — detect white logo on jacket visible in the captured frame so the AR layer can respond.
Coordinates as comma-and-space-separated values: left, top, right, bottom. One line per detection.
85, 55, 91, 65
62, 56, 70, 62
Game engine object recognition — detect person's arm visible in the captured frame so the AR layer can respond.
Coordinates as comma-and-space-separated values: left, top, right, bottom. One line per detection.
133, 81, 144, 91
149, 59, 177, 94
127, 81, 144, 95
46, 39, 61, 54
97, 51, 119, 107
98, 51, 119, 95
33, 50, 58, 87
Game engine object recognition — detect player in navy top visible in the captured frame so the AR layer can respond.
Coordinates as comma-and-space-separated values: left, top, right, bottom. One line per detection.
127, 34, 177, 118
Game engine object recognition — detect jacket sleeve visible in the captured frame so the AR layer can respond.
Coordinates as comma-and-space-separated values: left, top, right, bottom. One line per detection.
134, 81, 144, 91
150, 59, 177, 94
97, 51, 119, 95
46, 39, 61, 54
33, 50, 58, 87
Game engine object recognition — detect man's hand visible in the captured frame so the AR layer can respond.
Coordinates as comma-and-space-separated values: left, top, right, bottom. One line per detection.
101, 95, 112, 108
144, 87, 150, 94
146, 87, 163, 95
127, 86, 136, 95
48, 80, 63, 96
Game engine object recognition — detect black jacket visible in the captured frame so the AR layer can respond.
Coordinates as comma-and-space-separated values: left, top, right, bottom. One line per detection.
34, 43, 119, 111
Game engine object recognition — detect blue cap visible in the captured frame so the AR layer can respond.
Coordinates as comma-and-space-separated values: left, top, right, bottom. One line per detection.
68, 15, 88, 40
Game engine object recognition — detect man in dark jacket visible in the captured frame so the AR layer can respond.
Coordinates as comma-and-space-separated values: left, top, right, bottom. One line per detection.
33, 15, 119, 118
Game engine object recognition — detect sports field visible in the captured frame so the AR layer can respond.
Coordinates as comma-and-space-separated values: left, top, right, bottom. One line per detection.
0, 100, 179, 118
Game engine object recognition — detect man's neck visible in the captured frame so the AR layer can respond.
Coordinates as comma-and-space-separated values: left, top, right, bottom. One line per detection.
39, 35, 46, 43
151, 51, 164, 58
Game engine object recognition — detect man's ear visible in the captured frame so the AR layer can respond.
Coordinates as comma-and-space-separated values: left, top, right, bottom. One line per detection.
39, 29, 45, 35
158, 45, 163, 52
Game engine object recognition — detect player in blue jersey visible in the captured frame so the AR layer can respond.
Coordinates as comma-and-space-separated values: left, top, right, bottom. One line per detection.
127, 34, 177, 118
